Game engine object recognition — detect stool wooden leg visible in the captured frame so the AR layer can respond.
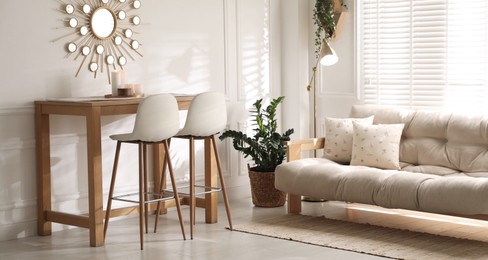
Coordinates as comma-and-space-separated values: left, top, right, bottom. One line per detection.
211, 135, 233, 230
164, 140, 186, 240
138, 143, 144, 250
189, 137, 195, 240
103, 141, 122, 240
154, 140, 170, 233
143, 144, 149, 234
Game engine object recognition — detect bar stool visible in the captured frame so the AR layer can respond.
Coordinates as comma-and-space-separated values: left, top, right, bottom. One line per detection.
103, 94, 186, 250
155, 91, 233, 239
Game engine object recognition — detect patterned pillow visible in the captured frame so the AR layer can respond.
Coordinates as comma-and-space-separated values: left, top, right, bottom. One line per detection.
324, 116, 374, 163
350, 122, 405, 170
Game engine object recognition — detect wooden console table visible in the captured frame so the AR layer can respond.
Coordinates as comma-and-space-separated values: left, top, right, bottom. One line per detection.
35, 96, 218, 247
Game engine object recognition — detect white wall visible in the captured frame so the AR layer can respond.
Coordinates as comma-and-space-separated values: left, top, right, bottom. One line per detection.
0, 0, 277, 241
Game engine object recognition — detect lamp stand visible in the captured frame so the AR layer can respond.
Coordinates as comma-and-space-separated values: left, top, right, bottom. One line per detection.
307, 59, 321, 140
307, 38, 338, 141
313, 66, 318, 139
304, 56, 327, 203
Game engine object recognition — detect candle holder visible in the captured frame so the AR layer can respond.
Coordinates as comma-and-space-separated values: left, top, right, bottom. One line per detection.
117, 88, 133, 97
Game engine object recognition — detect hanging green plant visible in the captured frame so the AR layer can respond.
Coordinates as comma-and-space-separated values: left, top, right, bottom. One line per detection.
313, 0, 337, 57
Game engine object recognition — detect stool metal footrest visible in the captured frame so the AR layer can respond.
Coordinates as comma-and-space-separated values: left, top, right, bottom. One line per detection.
112, 191, 178, 204
166, 184, 222, 197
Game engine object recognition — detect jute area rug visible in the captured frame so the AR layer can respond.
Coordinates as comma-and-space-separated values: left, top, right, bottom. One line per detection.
233, 214, 488, 260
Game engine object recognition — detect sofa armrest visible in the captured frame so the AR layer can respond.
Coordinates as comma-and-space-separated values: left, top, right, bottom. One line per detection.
286, 138, 325, 161
284, 138, 325, 214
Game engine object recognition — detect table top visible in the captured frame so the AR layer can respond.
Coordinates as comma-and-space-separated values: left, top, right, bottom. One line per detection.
35, 95, 194, 107
35, 95, 194, 116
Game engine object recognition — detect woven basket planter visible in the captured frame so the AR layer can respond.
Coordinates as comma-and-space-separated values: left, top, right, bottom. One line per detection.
248, 168, 286, 207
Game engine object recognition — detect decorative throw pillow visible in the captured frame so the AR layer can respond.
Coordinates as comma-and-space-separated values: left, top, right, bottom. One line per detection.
350, 122, 405, 170
324, 116, 374, 163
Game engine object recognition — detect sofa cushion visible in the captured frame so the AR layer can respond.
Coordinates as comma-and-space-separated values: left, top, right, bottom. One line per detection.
275, 158, 488, 215
275, 158, 399, 204
418, 176, 488, 215
324, 116, 374, 163
350, 123, 404, 170
373, 172, 437, 211
350, 105, 488, 173
401, 164, 460, 176
275, 158, 346, 199
337, 167, 401, 205
350, 105, 415, 127
275, 158, 429, 209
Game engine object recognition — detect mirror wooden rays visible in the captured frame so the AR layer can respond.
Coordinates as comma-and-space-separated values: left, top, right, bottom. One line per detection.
53, 0, 143, 83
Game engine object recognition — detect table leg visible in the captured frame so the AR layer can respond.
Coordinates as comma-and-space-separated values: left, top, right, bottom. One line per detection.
86, 108, 104, 247
204, 138, 218, 223
35, 105, 52, 236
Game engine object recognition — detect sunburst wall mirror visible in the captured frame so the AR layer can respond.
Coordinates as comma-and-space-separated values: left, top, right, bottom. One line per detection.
54, 0, 143, 83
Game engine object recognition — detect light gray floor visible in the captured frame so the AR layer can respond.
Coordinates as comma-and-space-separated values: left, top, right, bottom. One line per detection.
0, 186, 388, 260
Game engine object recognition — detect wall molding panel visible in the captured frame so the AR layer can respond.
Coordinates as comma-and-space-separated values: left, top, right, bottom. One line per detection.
0, 139, 36, 151
0, 106, 34, 116
236, 0, 272, 102
0, 220, 37, 242
223, 0, 236, 100
220, 123, 232, 176
236, 121, 251, 176
0, 199, 36, 212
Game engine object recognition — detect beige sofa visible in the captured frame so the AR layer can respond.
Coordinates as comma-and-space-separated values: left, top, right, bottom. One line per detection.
275, 105, 488, 218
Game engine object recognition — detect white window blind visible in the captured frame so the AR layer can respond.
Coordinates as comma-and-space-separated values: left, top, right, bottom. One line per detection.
360, 0, 488, 112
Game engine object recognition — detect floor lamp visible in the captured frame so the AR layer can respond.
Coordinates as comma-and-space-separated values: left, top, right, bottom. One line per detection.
303, 39, 338, 202
306, 38, 338, 139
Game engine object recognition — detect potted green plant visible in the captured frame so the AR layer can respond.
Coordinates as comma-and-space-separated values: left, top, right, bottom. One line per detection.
219, 96, 294, 207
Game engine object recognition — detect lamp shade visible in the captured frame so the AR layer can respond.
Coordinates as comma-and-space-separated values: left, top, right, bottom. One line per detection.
319, 39, 338, 66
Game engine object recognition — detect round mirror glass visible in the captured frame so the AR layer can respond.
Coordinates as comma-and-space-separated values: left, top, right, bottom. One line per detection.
89, 63, 98, 72
83, 4, 91, 14
91, 7, 116, 39
82, 46, 91, 56
114, 36, 122, 45
69, 18, 78, 28
66, 4, 75, 14
132, 16, 140, 25
133, 1, 141, 9
68, 43, 77, 53
118, 11, 126, 20
131, 40, 139, 50
119, 56, 127, 66
124, 29, 133, 38
96, 45, 104, 54
80, 26, 88, 36
106, 55, 115, 65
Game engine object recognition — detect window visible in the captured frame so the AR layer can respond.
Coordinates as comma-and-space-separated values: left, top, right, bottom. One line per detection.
359, 0, 488, 112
